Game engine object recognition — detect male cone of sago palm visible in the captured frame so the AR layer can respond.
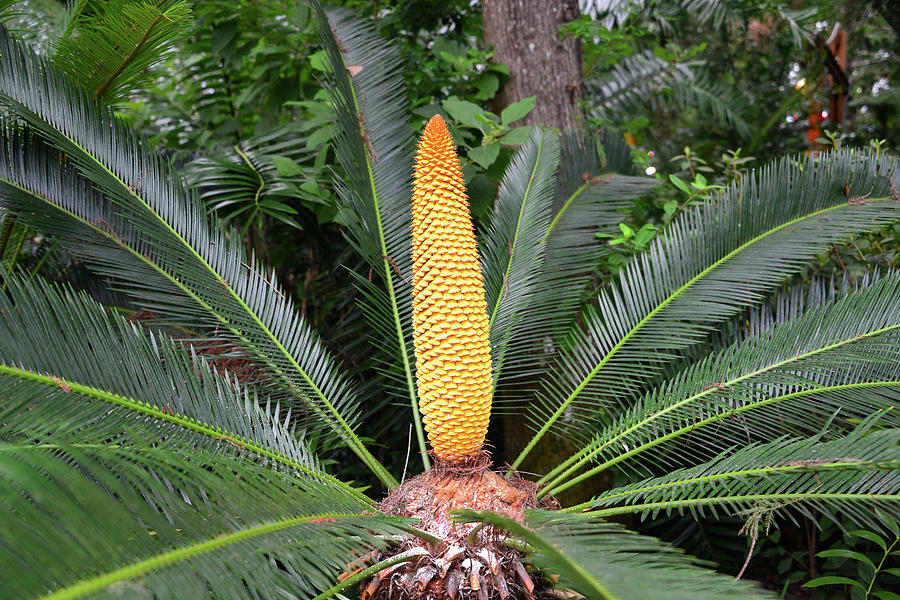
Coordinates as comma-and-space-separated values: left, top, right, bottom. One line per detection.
360, 116, 551, 600
411, 114, 493, 463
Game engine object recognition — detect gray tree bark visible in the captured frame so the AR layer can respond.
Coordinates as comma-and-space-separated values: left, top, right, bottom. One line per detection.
482, 0, 585, 132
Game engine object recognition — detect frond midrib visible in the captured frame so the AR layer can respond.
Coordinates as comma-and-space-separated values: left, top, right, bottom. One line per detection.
542, 177, 591, 242
586, 492, 900, 519
94, 11, 167, 99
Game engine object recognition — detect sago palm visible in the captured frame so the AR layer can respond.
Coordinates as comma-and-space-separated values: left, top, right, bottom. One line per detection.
1, 3, 899, 600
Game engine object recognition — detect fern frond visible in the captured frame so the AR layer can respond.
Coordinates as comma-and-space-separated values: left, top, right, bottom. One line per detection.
0, 29, 394, 487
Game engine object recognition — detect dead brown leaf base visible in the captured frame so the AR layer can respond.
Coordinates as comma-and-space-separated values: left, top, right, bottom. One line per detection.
360, 455, 558, 600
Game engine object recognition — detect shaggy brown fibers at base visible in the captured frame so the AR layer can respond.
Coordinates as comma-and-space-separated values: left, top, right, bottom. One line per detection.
361, 454, 560, 600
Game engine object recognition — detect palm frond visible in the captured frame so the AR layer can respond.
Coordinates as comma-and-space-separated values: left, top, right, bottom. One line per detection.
458, 510, 770, 599
578, 423, 899, 535
311, 2, 427, 467
186, 124, 312, 232
0, 270, 372, 498
495, 131, 656, 399
481, 127, 559, 379
0, 438, 404, 599
588, 50, 752, 139
677, 0, 816, 46
0, 0, 22, 24
541, 273, 900, 495
715, 272, 884, 348
0, 29, 395, 487
515, 148, 900, 469
53, 0, 193, 104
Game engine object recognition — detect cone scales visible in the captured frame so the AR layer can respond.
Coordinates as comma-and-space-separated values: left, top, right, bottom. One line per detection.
411, 115, 492, 462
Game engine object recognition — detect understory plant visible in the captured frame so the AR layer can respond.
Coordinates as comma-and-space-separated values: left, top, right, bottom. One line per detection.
1, 3, 899, 599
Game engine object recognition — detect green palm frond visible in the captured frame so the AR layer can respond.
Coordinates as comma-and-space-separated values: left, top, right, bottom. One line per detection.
0, 0, 22, 24
187, 124, 311, 232
514, 149, 900, 470
541, 273, 900, 495
0, 271, 403, 598
677, 0, 816, 45
494, 132, 657, 396
575, 424, 899, 535
311, 3, 427, 467
588, 50, 753, 139
481, 127, 559, 379
0, 29, 394, 487
1, 439, 405, 599
0, 270, 365, 495
459, 510, 770, 599
715, 272, 883, 349
53, 0, 193, 104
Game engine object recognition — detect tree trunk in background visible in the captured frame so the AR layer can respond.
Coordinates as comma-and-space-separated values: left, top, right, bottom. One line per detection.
483, 0, 609, 506
482, 0, 585, 132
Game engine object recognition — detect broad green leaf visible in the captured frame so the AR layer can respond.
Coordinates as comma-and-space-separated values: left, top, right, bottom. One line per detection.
272, 155, 304, 176
444, 96, 489, 131
817, 549, 875, 570
804, 576, 865, 589
474, 73, 499, 100
498, 125, 534, 146
670, 174, 691, 193
850, 529, 888, 549
468, 142, 501, 169
501, 95, 536, 125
